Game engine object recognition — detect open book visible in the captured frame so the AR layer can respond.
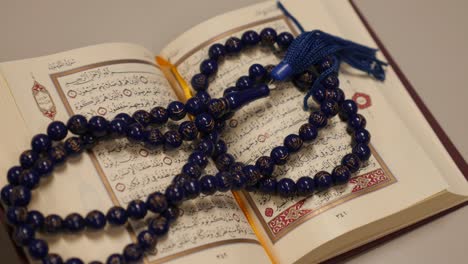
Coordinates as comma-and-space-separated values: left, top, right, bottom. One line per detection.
1, 1, 467, 263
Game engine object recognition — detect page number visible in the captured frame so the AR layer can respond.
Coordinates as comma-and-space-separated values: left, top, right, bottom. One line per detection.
216, 252, 228, 259
335, 211, 348, 219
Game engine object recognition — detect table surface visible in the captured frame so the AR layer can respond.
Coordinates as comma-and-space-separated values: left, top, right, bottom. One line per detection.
0, 1, 467, 263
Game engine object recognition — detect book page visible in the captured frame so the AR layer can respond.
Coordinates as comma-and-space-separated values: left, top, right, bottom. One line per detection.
161, 1, 452, 263
0, 43, 267, 264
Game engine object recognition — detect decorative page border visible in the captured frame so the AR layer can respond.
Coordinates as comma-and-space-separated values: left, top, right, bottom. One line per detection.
49, 60, 259, 264
244, 145, 397, 243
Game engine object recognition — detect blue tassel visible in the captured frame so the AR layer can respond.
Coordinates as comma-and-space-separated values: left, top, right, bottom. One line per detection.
271, 30, 387, 82
275, 0, 388, 110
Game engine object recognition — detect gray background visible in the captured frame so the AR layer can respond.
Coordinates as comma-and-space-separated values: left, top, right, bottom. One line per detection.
0, 0, 467, 263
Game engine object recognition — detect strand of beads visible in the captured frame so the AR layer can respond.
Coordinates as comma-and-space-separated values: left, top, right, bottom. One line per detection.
187, 27, 372, 198
0, 27, 373, 264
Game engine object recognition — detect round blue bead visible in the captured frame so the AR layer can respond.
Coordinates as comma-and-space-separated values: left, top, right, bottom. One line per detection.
341, 153, 361, 173
284, 134, 303, 153
197, 138, 215, 156
148, 216, 169, 236
1, 184, 13, 205
132, 110, 152, 127
191, 73, 209, 91
242, 165, 262, 186
241, 30, 260, 46
165, 184, 185, 205
311, 87, 326, 103
355, 129, 371, 144
332, 165, 352, 185
333, 88, 345, 103
146, 192, 168, 214
276, 32, 294, 50
205, 130, 220, 143
195, 113, 215, 133
162, 206, 180, 223
182, 163, 201, 179
64, 213, 85, 233
260, 27, 277, 46
150, 106, 169, 124
255, 156, 275, 176
28, 238, 49, 259
293, 70, 316, 91
47, 121, 68, 141
316, 56, 334, 74
213, 140, 228, 157
27, 210, 44, 230
126, 123, 146, 142
35, 158, 54, 177
48, 145, 68, 165
270, 146, 290, 165
277, 178, 296, 197
9, 185, 31, 207
188, 151, 208, 169
185, 97, 206, 115
235, 76, 254, 90
167, 101, 186, 121
229, 162, 244, 174
18, 170, 40, 189
258, 178, 277, 194
172, 173, 191, 187
164, 130, 183, 149
195, 90, 211, 106
215, 153, 235, 171
296, 176, 315, 196
126, 200, 147, 220
42, 253, 63, 264
314, 171, 333, 190
144, 128, 164, 149
67, 115, 88, 135
249, 64, 267, 82
88, 116, 109, 137
208, 43, 226, 61
85, 210, 106, 230
115, 113, 135, 125
80, 134, 97, 150
65, 257, 84, 264
341, 99, 358, 118
309, 111, 328, 128
230, 171, 247, 190
199, 175, 218, 195
353, 143, 371, 161
64, 137, 83, 155
178, 121, 198, 141
43, 214, 63, 234
7, 166, 22, 185
106, 254, 125, 264
215, 172, 232, 192
207, 98, 229, 119
183, 178, 201, 199
200, 59, 218, 77
299, 123, 318, 142
123, 243, 143, 263
12, 225, 35, 246
106, 206, 127, 226
321, 73, 339, 89
20, 150, 39, 168
6, 206, 28, 226
225, 37, 243, 54
320, 99, 339, 117
348, 114, 367, 130
109, 118, 129, 137
137, 230, 157, 251
31, 134, 52, 153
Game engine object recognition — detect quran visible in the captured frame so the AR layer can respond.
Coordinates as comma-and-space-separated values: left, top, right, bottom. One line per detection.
0, 1, 467, 263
